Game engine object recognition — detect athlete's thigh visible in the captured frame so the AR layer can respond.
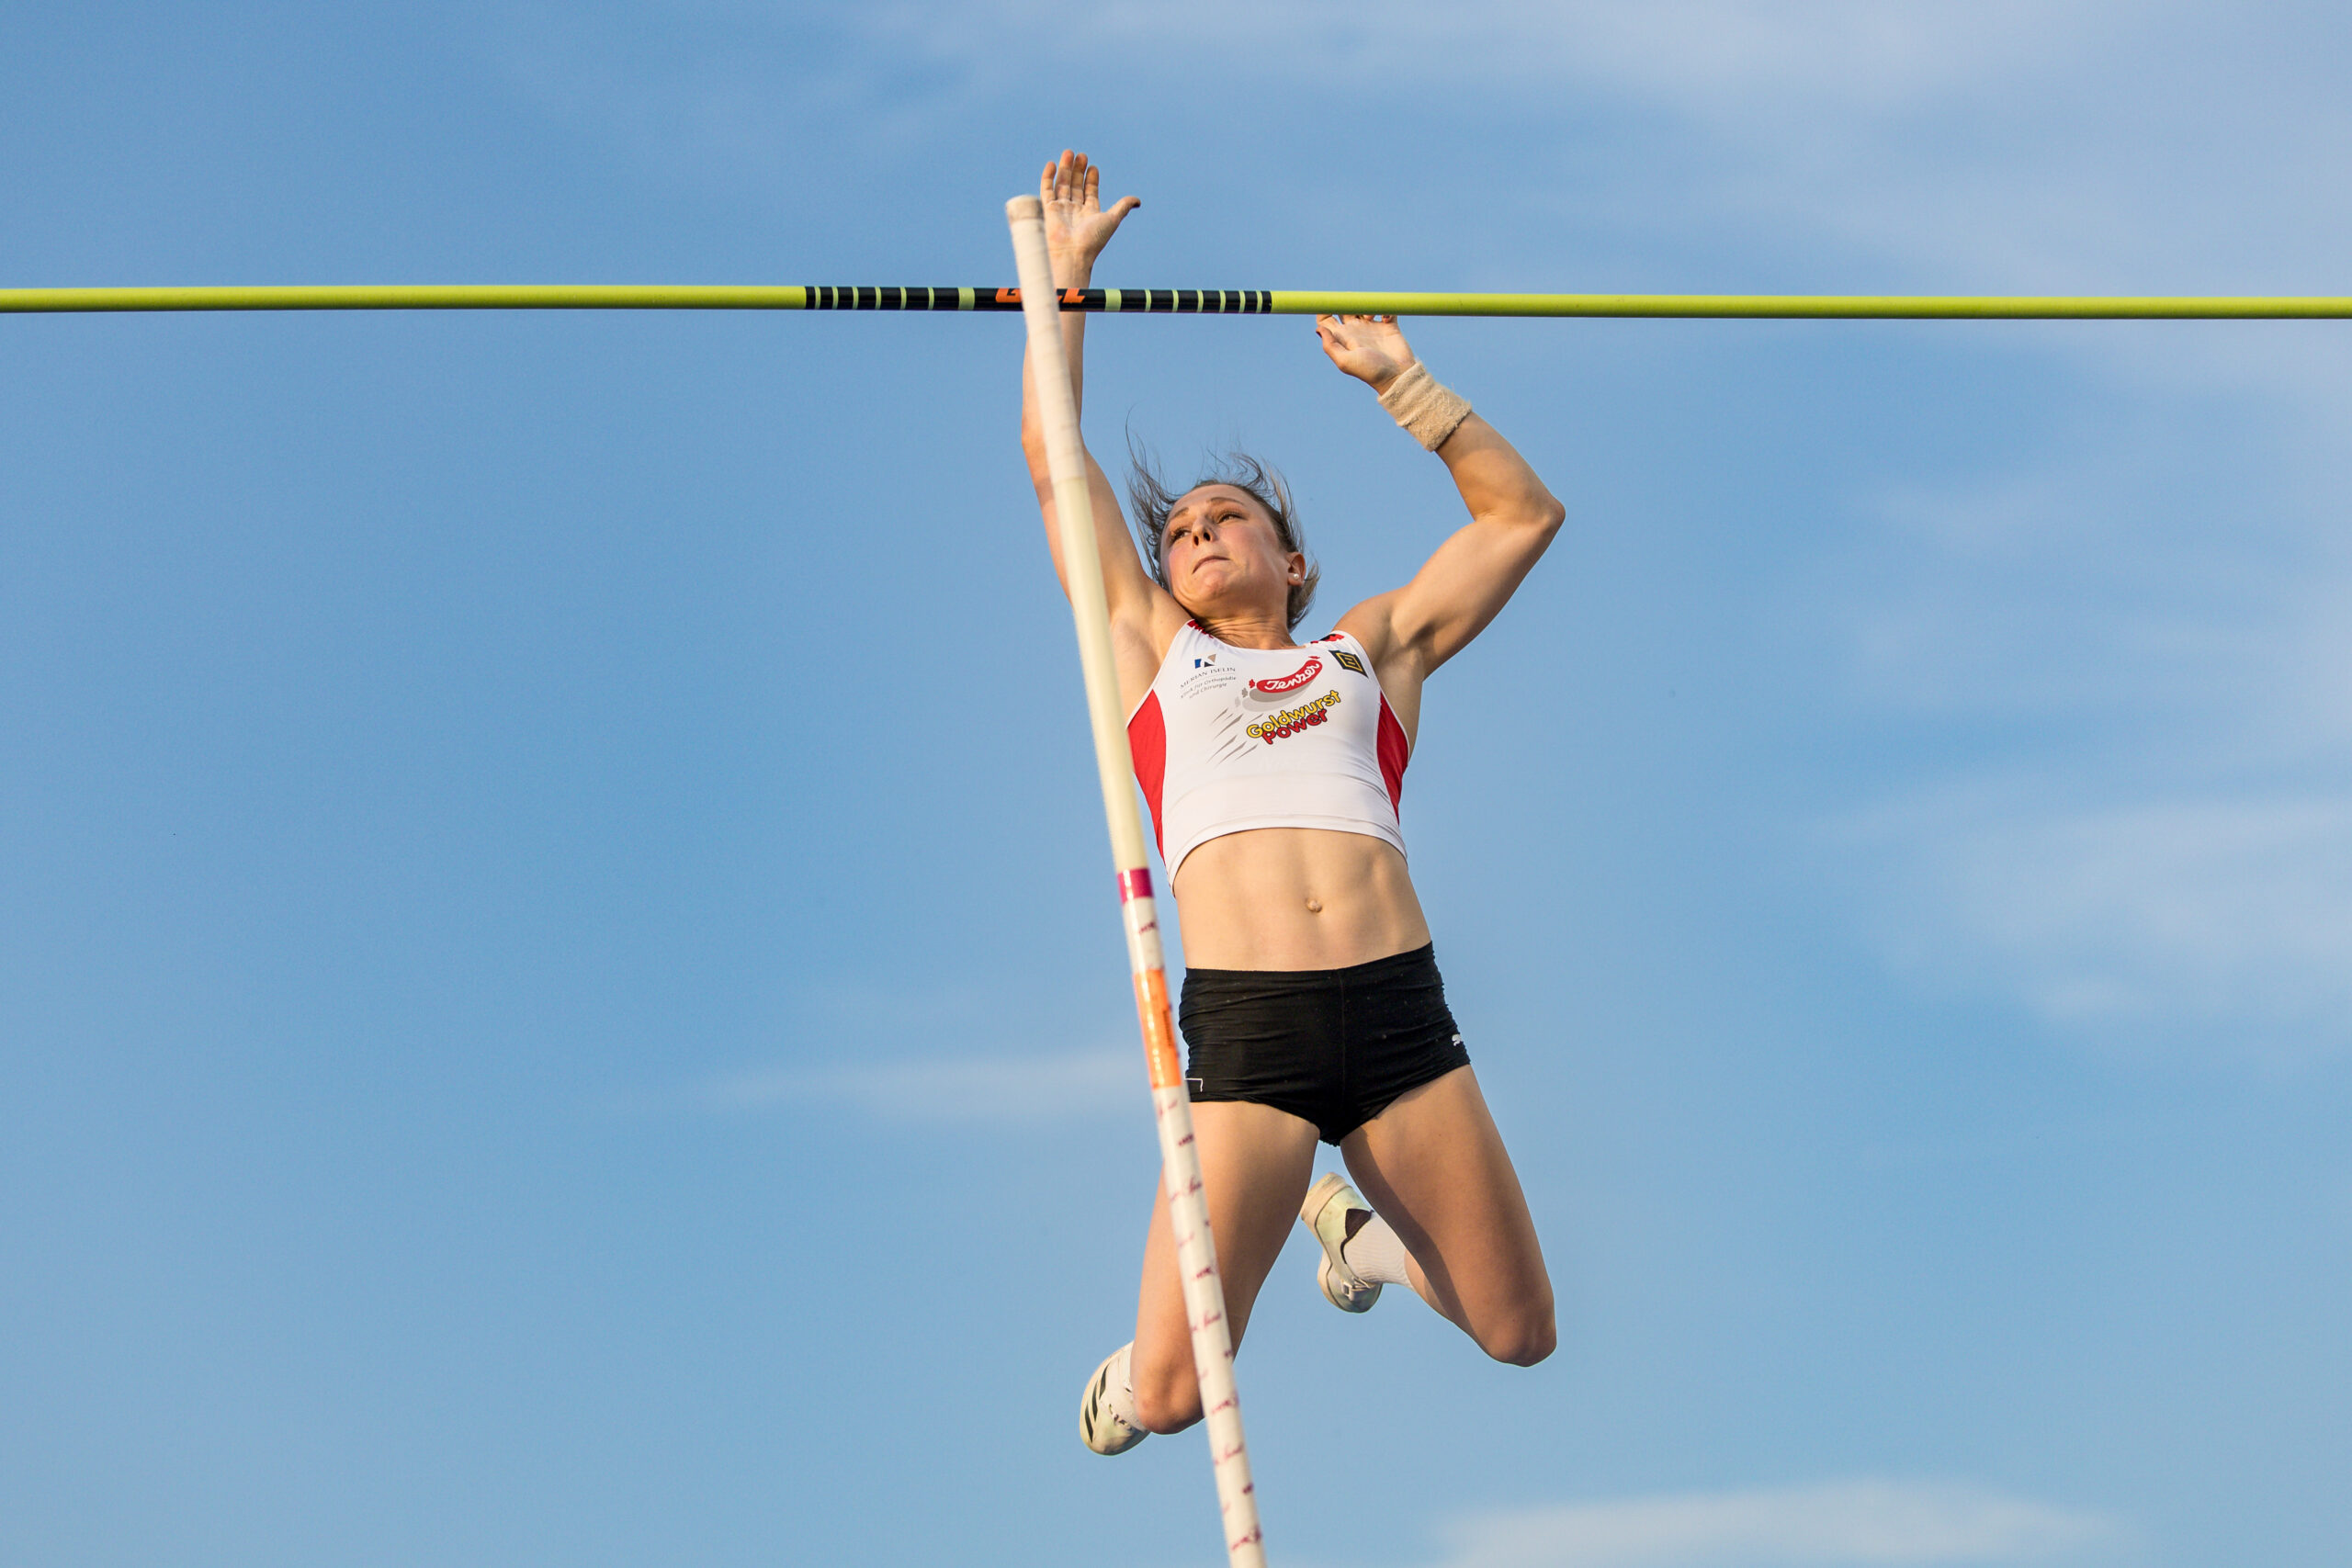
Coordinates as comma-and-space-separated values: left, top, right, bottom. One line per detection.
1132, 1100, 1318, 1405
1340, 1066, 1553, 1350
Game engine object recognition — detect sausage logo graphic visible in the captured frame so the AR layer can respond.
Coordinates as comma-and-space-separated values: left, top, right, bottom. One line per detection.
1247, 657, 1322, 699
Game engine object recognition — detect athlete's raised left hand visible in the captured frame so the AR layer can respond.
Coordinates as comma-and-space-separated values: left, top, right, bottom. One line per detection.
1315, 313, 1417, 394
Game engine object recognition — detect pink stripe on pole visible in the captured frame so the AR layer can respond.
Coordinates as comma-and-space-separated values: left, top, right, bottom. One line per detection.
1116, 868, 1154, 902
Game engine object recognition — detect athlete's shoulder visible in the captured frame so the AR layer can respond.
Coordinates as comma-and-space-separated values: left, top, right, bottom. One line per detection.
1308, 629, 1374, 678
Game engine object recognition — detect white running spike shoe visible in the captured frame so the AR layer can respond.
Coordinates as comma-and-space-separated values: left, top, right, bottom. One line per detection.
1079, 1345, 1148, 1456
1299, 1171, 1382, 1313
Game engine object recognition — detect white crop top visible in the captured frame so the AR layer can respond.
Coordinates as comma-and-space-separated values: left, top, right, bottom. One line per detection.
1126, 621, 1411, 879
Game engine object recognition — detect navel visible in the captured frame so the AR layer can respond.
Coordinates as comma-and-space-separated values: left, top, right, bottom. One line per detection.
1305, 897, 1323, 914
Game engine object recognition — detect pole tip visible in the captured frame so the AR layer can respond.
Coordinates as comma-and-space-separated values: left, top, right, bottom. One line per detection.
1006, 194, 1044, 223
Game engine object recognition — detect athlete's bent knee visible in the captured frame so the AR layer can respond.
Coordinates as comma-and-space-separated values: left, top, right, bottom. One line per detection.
1477, 1307, 1558, 1368
1134, 1370, 1204, 1435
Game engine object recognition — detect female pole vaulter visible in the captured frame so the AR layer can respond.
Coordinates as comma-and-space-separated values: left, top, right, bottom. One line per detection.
1018, 151, 1562, 1454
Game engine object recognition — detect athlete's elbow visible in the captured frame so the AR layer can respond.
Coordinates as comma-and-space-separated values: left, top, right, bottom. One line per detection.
1477, 494, 1566, 544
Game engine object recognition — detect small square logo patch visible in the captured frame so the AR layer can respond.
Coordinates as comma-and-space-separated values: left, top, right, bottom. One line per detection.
1330, 648, 1366, 675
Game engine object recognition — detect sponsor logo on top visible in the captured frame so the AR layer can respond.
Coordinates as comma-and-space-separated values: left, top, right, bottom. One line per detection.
1247, 689, 1341, 743
1247, 656, 1322, 701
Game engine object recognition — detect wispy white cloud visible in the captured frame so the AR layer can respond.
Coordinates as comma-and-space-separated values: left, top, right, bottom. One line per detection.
1805, 411, 2352, 1065
1825, 448, 2352, 738
1421, 1480, 2122, 1568
851, 0, 2117, 99
1831, 788, 2352, 1064
693, 1044, 1136, 1122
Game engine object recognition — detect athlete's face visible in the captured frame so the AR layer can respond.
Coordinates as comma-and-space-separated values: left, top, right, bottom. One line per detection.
1161, 485, 1304, 625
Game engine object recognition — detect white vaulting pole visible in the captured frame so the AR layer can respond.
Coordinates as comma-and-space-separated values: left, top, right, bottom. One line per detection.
1006, 196, 1267, 1568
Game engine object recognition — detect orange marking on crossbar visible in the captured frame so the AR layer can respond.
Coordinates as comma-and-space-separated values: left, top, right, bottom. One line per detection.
1135, 967, 1181, 1087
996, 287, 1021, 304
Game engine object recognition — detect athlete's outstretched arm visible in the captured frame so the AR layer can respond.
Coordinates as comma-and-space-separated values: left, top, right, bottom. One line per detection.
1321, 316, 1566, 688
1018, 152, 1166, 644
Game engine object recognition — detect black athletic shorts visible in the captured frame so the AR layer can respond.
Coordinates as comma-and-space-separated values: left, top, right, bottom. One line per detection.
1178, 943, 1472, 1145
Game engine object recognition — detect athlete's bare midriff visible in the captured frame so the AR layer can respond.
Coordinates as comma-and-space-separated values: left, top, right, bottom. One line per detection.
1170, 826, 1432, 971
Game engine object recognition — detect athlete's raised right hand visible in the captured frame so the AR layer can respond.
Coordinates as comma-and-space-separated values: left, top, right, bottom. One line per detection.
1041, 150, 1139, 288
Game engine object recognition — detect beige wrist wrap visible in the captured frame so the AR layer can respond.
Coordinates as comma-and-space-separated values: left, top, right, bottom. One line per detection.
1376, 360, 1473, 451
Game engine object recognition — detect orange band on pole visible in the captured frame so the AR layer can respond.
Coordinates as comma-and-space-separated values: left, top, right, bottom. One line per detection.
1135, 967, 1182, 1089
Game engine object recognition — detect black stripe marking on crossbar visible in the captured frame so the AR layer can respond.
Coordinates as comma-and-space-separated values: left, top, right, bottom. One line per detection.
798, 287, 1272, 311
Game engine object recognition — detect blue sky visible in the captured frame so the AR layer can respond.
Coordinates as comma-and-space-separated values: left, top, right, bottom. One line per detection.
4, 4, 2348, 1565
